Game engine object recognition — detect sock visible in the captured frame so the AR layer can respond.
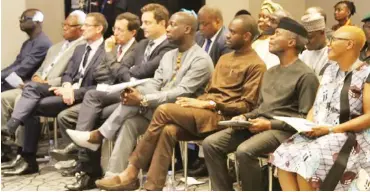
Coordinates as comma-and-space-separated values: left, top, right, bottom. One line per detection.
17, 146, 23, 155
6, 118, 21, 134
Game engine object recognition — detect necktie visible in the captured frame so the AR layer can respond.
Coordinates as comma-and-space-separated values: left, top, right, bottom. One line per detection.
143, 41, 155, 64
82, 46, 92, 68
117, 45, 123, 58
204, 39, 212, 53
165, 52, 183, 88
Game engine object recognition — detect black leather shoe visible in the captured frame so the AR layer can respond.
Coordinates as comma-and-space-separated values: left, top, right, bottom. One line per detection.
1, 154, 23, 169
2, 158, 39, 176
65, 171, 96, 191
188, 163, 208, 177
50, 143, 78, 161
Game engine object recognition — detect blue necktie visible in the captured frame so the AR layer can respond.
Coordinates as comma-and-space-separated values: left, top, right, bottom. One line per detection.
204, 39, 212, 53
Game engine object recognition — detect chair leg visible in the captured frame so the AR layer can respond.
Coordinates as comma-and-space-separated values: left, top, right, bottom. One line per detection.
184, 141, 188, 191
268, 165, 273, 191
137, 135, 144, 189
172, 146, 175, 182
53, 118, 58, 148
234, 153, 241, 188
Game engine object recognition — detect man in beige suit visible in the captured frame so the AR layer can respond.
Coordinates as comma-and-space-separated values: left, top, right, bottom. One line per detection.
1, 10, 86, 167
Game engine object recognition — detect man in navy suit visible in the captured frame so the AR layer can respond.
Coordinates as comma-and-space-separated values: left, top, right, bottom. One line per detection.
1, 9, 52, 92
195, 5, 232, 65
1, 13, 108, 176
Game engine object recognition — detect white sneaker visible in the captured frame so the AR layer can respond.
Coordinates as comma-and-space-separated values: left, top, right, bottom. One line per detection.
66, 129, 100, 151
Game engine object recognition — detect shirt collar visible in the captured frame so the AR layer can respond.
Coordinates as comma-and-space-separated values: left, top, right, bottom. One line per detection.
118, 37, 135, 52
152, 34, 167, 47
209, 27, 223, 42
87, 37, 104, 51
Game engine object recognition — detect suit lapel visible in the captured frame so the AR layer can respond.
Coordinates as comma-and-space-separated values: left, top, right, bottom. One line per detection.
148, 39, 167, 60
124, 41, 136, 56
84, 43, 104, 76
209, 26, 224, 58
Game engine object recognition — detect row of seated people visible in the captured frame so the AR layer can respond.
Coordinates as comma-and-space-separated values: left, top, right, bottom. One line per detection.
1, 1, 370, 191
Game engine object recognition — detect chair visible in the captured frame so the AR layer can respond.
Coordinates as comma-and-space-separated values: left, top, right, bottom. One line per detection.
41, 117, 59, 148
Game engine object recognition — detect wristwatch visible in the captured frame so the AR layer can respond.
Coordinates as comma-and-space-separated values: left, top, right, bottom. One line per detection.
209, 100, 217, 109
140, 96, 149, 107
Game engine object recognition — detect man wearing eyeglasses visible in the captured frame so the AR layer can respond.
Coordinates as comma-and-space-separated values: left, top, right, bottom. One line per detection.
1, 9, 52, 92
1, 10, 86, 170
360, 13, 370, 64
1, 12, 108, 177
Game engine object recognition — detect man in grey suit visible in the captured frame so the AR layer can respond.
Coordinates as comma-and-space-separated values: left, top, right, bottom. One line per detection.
66, 11, 214, 186
1, 9, 52, 92
1, 13, 108, 176
1, 11, 86, 167
195, 5, 232, 65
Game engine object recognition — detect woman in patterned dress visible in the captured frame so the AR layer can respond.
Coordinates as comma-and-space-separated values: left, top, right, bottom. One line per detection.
271, 26, 370, 191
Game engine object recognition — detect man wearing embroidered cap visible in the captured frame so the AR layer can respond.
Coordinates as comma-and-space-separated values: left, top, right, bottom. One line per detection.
203, 17, 319, 191
360, 13, 370, 64
300, 13, 333, 77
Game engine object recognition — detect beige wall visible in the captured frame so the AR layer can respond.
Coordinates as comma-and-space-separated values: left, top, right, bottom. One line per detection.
1, 1, 27, 68
305, 0, 369, 28
1, 0, 64, 69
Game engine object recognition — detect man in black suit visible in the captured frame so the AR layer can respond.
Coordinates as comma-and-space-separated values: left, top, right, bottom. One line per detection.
195, 5, 232, 65
1, 9, 52, 92
1, 13, 108, 176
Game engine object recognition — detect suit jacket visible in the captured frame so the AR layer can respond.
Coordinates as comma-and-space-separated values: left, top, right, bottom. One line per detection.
195, 26, 232, 65
136, 44, 214, 108
33, 38, 86, 86
1, 32, 52, 81
93, 40, 137, 84
116, 38, 176, 82
61, 42, 106, 101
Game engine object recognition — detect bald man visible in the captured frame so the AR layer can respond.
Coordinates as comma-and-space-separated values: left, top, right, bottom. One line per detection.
94, 14, 266, 191
67, 11, 214, 190
1, 9, 52, 92
196, 5, 232, 65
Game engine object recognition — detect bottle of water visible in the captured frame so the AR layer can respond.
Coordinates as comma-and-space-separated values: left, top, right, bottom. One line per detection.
47, 140, 56, 165
164, 171, 175, 191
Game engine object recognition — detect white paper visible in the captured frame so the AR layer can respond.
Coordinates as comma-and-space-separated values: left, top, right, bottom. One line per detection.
97, 79, 149, 94
5, 72, 24, 88
273, 116, 332, 133
179, 177, 206, 186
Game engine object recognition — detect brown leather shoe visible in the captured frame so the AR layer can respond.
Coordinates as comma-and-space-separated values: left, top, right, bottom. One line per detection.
95, 176, 139, 191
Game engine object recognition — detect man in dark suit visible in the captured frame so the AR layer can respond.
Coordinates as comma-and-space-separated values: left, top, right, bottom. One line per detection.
195, 5, 232, 65
1, 9, 52, 92
56, 5, 174, 189
1, 13, 108, 176
191, 5, 233, 176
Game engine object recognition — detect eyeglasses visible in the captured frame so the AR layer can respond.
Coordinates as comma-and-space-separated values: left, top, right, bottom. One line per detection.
83, 23, 100, 27
112, 27, 127, 33
19, 16, 33, 22
328, 36, 352, 44
62, 23, 81, 28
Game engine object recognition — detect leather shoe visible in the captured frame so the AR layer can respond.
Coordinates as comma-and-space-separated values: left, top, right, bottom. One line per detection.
95, 176, 140, 191
50, 143, 78, 161
188, 163, 208, 177
61, 165, 80, 177
66, 129, 100, 151
2, 158, 39, 176
65, 171, 96, 191
1, 154, 23, 169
